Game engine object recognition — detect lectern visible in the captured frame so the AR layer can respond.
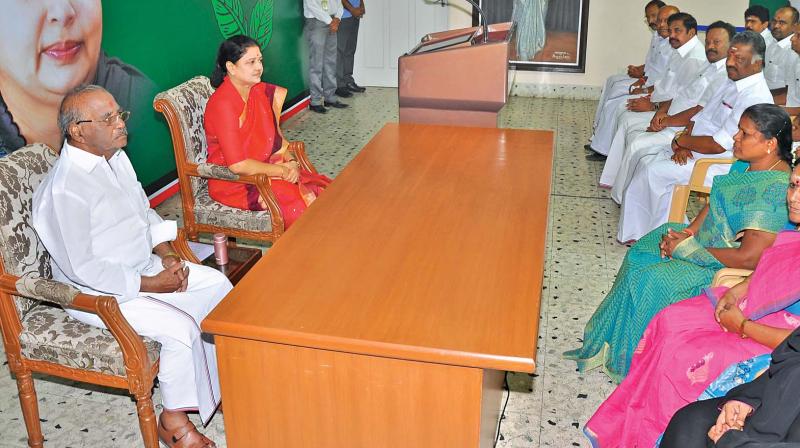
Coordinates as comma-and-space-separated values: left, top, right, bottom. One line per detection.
398, 22, 515, 128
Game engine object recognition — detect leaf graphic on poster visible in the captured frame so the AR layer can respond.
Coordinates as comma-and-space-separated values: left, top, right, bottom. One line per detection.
211, 0, 246, 39
248, 0, 274, 48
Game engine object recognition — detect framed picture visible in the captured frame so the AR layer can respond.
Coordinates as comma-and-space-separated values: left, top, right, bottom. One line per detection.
474, 0, 590, 73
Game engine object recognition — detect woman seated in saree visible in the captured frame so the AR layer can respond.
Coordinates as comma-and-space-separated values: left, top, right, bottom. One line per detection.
564, 104, 793, 383
204, 35, 331, 229
582, 152, 800, 448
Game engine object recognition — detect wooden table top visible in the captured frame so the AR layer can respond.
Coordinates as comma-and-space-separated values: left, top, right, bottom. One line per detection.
202, 123, 553, 373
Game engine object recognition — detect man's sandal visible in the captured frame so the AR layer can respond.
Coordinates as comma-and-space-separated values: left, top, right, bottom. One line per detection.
158, 418, 216, 448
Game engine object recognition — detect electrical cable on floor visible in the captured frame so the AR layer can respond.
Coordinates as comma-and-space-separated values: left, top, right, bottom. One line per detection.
493, 371, 511, 447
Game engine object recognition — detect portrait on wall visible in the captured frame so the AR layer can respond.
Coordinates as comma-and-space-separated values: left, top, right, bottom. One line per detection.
477, 0, 589, 73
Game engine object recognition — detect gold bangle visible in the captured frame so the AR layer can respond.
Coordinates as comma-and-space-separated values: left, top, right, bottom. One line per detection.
161, 252, 181, 262
738, 318, 751, 339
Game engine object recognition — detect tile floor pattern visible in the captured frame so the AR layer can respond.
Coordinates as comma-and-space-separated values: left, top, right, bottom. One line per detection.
0, 89, 629, 447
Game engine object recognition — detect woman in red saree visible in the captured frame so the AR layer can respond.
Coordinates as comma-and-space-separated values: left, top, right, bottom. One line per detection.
204, 35, 330, 229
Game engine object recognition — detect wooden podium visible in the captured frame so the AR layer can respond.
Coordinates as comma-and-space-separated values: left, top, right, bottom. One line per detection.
398, 23, 515, 128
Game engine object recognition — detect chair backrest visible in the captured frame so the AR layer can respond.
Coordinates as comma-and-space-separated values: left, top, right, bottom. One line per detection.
153, 76, 215, 196
0, 144, 59, 318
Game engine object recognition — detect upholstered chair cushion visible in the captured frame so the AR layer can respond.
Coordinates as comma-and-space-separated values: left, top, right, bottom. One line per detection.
19, 305, 160, 376
0, 144, 59, 319
194, 184, 273, 232
153, 76, 215, 196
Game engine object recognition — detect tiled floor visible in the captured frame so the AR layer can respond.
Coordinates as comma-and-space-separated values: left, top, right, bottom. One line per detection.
0, 88, 627, 447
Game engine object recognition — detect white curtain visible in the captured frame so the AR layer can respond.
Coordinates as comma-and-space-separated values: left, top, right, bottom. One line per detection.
512, 0, 548, 60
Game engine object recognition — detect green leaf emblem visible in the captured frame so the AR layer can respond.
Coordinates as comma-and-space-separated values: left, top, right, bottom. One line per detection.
211, 0, 274, 48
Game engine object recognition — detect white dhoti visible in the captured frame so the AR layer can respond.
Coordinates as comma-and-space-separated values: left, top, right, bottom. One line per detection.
590, 93, 644, 155
67, 261, 233, 425
617, 150, 732, 243
609, 128, 677, 203
598, 109, 655, 187
593, 74, 634, 128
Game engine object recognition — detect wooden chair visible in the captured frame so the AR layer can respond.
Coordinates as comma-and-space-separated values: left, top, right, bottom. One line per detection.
667, 157, 752, 287
0, 143, 198, 448
153, 76, 318, 243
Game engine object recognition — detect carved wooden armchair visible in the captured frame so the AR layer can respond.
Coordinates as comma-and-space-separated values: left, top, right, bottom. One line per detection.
0, 143, 195, 448
667, 158, 751, 287
153, 76, 318, 243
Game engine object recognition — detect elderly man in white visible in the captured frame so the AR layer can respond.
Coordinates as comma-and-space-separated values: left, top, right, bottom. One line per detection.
597, 12, 708, 188
601, 21, 735, 196
32, 85, 230, 448
587, 5, 679, 159
587, 1, 671, 157
617, 31, 773, 243
763, 6, 799, 96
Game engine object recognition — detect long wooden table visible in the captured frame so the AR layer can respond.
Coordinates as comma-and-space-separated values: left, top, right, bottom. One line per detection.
202, 123, 553, 447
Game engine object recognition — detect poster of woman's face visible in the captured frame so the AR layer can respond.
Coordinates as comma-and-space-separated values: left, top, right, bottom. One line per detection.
0, 0, 152, 155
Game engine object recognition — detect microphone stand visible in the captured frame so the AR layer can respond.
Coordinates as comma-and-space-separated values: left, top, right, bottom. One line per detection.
443, 0, 488, 43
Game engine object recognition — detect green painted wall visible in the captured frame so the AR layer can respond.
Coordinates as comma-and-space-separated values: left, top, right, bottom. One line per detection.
749, 0, 789, 18
102, 0, 308, 191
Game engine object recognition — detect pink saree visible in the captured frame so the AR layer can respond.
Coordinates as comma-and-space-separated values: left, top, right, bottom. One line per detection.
584, 230, 800, 448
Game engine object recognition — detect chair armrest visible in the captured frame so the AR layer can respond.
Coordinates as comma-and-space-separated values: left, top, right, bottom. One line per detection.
173, 228, 201, 264
288, 141, 319, 174
688, 158, 735, 190
9, 273, 80, 308
0, 272, 156, 378
668, 185, 691, 223
184, 163, 286, 233
711, 268, 753, 288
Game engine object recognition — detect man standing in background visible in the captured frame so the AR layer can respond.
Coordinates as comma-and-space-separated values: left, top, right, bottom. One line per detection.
336, 0, 367, 98
304, 0, 349, 113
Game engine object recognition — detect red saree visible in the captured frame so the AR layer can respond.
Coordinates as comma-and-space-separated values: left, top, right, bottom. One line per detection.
204, 76, 330, 228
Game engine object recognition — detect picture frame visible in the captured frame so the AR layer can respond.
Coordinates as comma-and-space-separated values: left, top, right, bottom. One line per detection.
474, 0, 590, 73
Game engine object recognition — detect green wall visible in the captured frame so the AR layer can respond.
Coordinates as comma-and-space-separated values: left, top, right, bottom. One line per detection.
102, 0, 309, 192
749, 0, 790, 17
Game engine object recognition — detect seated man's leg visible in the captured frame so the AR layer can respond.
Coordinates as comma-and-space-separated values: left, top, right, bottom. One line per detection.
593, 74, 632, 128
610, 129, 673, 203
592, 94, 642, 155
618, 151, 693, 242
661, 398, 723, 448
600, 110, 654, 187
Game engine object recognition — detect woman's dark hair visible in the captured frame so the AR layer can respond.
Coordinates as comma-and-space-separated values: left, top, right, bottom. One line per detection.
741, 103, 793, 165
211, 35, 260, 88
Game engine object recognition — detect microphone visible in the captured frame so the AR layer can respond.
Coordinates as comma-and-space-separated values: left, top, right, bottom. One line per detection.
449, 0, 489, 44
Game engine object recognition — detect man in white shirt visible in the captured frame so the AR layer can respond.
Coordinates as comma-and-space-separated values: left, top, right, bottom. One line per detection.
617, 31, 773, 243
744, 4, 776, 50
601, 21, 735, 197
32, 85, 232, 447
782, 33, 800, 114
587, 5, 679, 160
763, 6, 799, 96
587, 1, 668, 156
304, 0, 348, 113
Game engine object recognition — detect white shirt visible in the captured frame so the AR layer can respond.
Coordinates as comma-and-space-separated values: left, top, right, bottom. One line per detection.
762, 27, 778, 49
32, 142, 177, 302
785, 50, 800, 106
651, 36, 708, 103
690, 71, 773, 153
667, 58, 727, 115
645, 36, 673, 87
644, 31, 664, 75
303, 0, 343, 24
764, 33, 794, 89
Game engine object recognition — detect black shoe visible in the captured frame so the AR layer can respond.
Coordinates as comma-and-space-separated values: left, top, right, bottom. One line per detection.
346, 82, 366, 93
335, 88, 353, 98
326, 101, 349, 109
309, 104, 328, 114
585, 152, 607, 161
584, 144, 595, 152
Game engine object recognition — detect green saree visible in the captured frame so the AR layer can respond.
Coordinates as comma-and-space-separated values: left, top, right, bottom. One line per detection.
564, 161, 789, 382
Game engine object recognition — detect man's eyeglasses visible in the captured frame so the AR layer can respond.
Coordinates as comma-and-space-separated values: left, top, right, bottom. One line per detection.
75, 110, 131, 126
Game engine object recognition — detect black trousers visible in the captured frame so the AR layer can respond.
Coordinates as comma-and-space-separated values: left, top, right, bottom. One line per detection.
336, 16, 360, 87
